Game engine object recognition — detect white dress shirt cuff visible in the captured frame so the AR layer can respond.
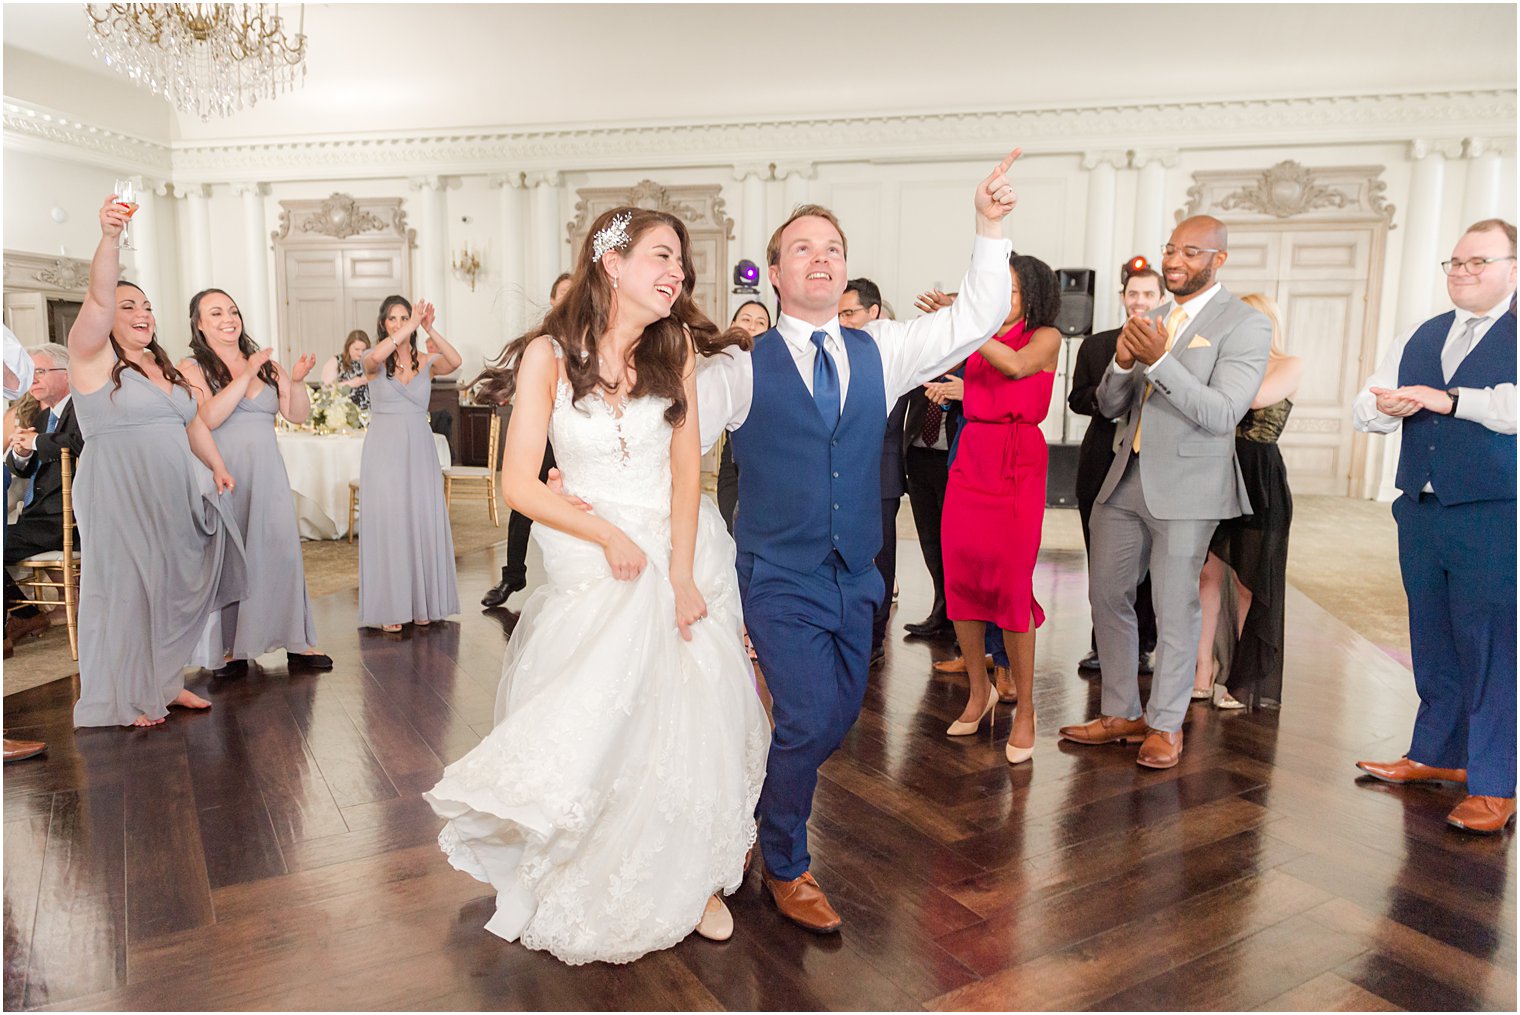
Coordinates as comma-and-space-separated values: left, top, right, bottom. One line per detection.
970, 233, 1014, 267
1111, 361, 1133, 375
1143, 351, 1171, 375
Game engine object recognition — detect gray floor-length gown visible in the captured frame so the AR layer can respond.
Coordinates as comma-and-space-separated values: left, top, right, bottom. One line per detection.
71, 369, 247, 727
209, 384, 318, 657
357, 352, 458, 626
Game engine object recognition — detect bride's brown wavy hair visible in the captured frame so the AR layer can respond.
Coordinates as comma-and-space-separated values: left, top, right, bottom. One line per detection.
471, 206, 748, 428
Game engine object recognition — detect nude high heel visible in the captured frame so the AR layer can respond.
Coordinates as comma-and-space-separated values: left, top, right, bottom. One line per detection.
946, 685, 997, 737
695, 894, 734, 942
1005, 707, 1036, 765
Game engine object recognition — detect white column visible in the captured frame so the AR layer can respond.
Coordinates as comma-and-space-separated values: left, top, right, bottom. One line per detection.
776, 162, 815, 215
733, 162, 771, 266
181, 183, 213, 296
527, 171, 564, 299
1396, 139, 1458, 334
234, 182, 273, 352
409, 175, 448, 302
1131, 149, 1176, 263
490, 172, 528, 337
1082, 151, 1125, 330
129, 179, 166, 315
1461, 137, 1504, 229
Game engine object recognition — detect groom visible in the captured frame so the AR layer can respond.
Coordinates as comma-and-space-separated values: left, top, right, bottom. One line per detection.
697, 151, 1020, 932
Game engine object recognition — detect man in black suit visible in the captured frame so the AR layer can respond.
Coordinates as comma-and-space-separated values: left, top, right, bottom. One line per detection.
5, 342, 84, 650
840, 278, 910, 668
1068, 263, 1161, 673
902, 324, 963, 639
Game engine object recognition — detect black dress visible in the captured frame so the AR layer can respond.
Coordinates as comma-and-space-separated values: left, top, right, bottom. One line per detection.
1211, 399, 1293, 708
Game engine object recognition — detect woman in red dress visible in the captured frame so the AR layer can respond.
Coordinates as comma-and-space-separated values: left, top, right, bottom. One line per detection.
940, 254, 1062, 764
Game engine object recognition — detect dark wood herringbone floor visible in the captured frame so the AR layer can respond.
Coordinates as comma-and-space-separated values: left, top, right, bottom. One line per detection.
3, 537, 1514, 1010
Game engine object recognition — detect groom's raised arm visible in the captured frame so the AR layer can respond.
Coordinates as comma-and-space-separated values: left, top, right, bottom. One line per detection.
871, 150, 1020, 400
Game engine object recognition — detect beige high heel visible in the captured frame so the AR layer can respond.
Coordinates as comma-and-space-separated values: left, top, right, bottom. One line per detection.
1005, 707, 1036, 764
695, 894, 733, 942
946, 684, 997, 736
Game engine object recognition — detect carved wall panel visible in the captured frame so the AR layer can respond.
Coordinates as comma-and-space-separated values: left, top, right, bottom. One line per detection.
567, 181, 735, 321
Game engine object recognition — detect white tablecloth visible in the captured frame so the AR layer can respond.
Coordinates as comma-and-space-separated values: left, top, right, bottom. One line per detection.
275, 430, 451, 540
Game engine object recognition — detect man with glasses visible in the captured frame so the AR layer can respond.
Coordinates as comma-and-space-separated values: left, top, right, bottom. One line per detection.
840, 277, 910, 668
1352, 218, 1517, 834
5, 342, 83, 659
1059, 215, 1270, 769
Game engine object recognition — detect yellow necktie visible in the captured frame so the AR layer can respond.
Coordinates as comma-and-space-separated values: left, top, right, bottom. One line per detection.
1131, 306, 1186, 454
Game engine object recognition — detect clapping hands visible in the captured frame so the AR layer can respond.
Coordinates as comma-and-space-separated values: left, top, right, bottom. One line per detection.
913, 289, 957, 315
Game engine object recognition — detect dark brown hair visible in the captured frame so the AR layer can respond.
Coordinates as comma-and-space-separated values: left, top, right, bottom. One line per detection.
376, 295, 418, 378
471, 206, 742, 427
110, 281, 192, 398
187, 288, 278, 394
766, 204, 848, 267
340, 329, 370, 372
1010, 253, 1061, 331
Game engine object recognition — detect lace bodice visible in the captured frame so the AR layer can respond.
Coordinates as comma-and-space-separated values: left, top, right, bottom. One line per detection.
548, 343, 673, 514
1237, 398, 1293, 444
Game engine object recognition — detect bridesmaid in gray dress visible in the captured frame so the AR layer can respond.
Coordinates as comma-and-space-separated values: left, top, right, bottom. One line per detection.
358, 295, 463, 631
67, 196, 246, 728
179, 287, 334, 674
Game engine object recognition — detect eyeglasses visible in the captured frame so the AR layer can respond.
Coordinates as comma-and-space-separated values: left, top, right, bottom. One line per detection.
1440, 255, 1516, 275
32, 368, 67, 376
1161, 244, 1222, 259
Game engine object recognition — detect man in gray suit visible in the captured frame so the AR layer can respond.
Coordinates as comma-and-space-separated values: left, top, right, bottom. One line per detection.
1058, 216, 1270, 768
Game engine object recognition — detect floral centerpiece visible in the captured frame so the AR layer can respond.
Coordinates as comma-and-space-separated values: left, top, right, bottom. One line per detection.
305, 383, 367, 434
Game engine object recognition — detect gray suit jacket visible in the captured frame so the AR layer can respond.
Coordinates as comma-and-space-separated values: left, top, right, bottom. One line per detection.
1095, 286, 1271, 520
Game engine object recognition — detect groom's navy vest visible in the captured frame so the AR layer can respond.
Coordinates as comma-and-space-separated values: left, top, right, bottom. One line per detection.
730, 326, 886, 573
1396, 308, 1516, 504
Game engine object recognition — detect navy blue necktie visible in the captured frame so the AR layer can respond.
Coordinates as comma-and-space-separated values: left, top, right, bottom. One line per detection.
810, 331, 840, 430
21, 411, 56, 509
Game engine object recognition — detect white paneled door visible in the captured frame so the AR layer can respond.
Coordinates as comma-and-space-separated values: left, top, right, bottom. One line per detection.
1223, 224, 1383, 497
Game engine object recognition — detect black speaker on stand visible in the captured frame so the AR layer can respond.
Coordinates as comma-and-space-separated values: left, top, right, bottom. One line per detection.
1047, 268, 1095, 507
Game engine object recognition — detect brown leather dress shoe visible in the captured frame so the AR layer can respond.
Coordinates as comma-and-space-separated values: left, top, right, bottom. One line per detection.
992, 665, 1017, 703
5, 612, 49, 642
1447, 795, 1517, 834
1355, 757, 1467, 785
1137, 728, 1183, 769
1058, 714, 1148, 745
3, 738, 47, 763
762, 870, 842, 933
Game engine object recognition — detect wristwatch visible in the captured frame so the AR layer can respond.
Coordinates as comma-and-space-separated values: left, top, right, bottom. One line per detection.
1447, 387, 1461, 416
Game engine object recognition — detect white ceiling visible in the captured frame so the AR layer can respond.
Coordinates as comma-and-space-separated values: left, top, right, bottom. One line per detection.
3, 3, 1515, 143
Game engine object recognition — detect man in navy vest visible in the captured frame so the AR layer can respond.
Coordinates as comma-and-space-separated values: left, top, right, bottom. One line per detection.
697, 151, 1019, 932
1353, 218, 1517, 835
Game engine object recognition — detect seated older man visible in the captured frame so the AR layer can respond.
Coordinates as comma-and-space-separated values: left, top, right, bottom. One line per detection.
6, 342, 83, 651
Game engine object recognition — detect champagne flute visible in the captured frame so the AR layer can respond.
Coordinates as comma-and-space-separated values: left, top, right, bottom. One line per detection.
113, 177, 140, 250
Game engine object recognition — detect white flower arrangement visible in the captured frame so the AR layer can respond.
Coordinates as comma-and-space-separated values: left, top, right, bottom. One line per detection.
306, 383, 367, 433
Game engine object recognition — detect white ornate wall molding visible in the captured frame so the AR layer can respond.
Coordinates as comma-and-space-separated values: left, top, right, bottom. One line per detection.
1407, 138, 1467, 161
1131, 148, 1180, 169
1, 99, 172, 176
271, 194, 414, 244
8, 90, 1513, 184
1179, 161, 1396, 227
3, 250, 93, 296
1081, 150, 1128, 171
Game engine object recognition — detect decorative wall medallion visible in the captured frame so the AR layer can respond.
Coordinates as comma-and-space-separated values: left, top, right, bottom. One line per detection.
1220, 161, 1347, 218
300, 193, 385, 238
624, 180, 700, 219
272, 194, 414, 244
34, 259, 89, 291
1180, 163, 1396, 228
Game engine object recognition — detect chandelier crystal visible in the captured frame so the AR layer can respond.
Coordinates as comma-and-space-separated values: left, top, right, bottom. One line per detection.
84, 4, 308, 122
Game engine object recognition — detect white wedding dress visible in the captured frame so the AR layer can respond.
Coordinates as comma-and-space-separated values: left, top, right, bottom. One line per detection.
424, 347, 770, 966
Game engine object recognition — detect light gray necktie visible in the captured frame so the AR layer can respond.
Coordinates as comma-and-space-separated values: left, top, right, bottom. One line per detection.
1442, 315, 1488, 382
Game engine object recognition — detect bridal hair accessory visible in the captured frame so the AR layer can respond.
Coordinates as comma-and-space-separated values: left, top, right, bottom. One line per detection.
591, 211, 633, 263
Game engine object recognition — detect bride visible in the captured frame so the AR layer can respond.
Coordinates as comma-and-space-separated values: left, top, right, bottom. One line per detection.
424, 206, 770, 965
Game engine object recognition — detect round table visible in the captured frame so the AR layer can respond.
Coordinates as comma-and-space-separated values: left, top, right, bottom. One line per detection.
275, 430, 451, 540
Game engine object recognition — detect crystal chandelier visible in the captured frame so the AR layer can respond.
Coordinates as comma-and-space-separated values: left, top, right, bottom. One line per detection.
84, 4, 308, 121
